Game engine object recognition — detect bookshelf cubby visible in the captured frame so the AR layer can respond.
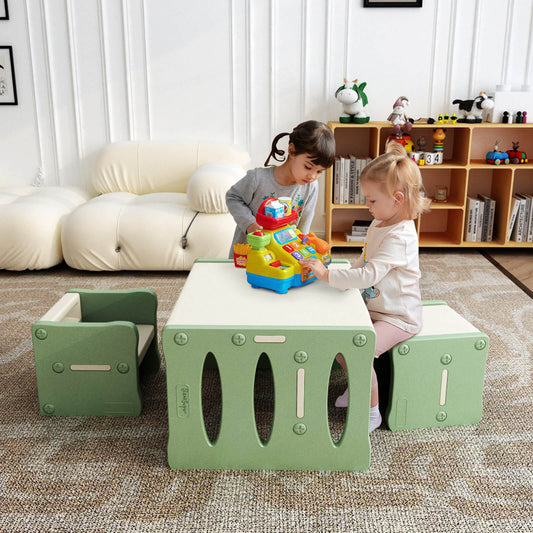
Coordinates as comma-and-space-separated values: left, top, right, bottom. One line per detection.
325, 121, 533, 248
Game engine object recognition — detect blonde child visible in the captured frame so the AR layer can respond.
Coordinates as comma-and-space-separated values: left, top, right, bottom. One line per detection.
300, 141, 431, 433
226, 120, 336, 256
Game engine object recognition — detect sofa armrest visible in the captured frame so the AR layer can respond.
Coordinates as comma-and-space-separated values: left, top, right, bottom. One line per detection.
187, 161, 245, 214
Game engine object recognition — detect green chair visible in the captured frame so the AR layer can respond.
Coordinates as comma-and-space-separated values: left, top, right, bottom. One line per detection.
32, 289, 160, 416
383, 301, 489, 431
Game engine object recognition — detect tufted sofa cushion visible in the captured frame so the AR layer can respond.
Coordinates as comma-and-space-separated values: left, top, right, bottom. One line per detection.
187, 161, 246, 214
0, 186, 91, 270
92, 141, 250, 196
61, 193, 236, 271
61, 140, 249, 271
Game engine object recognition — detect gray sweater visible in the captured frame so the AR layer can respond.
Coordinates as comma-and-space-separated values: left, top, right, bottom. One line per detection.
225, 166, 318, 256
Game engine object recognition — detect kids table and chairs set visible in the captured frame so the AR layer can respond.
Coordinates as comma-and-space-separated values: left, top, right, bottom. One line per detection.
32, 259, 488, 472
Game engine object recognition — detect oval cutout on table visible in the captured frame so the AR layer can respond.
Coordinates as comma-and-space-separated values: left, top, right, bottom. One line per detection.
328, 353, 348, 445
201, 352, 222, 445
253, 352, 275, 444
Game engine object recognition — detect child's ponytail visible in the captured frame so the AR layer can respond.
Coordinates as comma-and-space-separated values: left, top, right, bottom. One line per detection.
264, 132, 290, 166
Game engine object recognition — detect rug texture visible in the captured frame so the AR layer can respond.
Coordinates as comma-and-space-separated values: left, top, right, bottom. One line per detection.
0, 250, 532, 533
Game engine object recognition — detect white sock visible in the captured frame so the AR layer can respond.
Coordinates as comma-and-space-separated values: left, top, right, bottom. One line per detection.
335, 388, 349, 408
369, 404, 382, 433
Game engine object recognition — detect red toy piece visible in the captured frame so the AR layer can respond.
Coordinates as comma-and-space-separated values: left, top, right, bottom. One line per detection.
506, 141, 528, 164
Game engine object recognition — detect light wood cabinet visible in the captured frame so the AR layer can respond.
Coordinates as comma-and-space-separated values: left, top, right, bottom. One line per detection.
325, 121, 533, 248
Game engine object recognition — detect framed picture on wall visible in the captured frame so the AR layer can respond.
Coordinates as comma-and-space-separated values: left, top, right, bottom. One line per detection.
0, 1, 8, 20
364, 0, 422, 6
0, 46, 18, 105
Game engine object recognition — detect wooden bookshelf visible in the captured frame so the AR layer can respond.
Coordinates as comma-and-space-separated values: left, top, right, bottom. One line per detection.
325, 121, 533, 248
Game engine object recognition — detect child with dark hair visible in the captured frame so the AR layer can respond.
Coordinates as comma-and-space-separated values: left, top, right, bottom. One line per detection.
226, 120, 335, 256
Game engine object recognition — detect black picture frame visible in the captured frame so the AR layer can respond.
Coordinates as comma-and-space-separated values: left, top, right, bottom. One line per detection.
364, 0, 422, 7
0, 46, 18, 105
0, 1, 8, 21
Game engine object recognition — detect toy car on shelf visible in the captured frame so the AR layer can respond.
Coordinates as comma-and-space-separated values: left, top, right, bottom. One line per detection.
241, 197, 332, 294
506, 142, 528, 164
486, 150, 510, 165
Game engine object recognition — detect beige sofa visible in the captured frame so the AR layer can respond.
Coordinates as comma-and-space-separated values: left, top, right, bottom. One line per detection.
61, 141, 249, 271
0, 186, 91, 270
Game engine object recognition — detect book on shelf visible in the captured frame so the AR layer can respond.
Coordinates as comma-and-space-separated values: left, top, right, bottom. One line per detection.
511, 194, 528, 242
526, 194, 533, 242
514, 193, 533, 243
510, 193, 533, 242
333, 156, 372, 205
507, 196, 521, 241
477, 194, 496, 242
351, 219, 371, 233
345, 232, 366, 242
464, 197, 480, 242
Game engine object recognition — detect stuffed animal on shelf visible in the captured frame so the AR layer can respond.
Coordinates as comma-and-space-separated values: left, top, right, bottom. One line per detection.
334, 78, 369, 123
452, 92, 494, 123
387, 96, 413, 137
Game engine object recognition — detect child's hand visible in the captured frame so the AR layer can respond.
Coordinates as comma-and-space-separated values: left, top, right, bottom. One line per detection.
299, 257, 329, 282
247, 222, 263, 234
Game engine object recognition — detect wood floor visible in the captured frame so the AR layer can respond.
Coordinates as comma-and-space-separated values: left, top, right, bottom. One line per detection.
482, 249, 533, 296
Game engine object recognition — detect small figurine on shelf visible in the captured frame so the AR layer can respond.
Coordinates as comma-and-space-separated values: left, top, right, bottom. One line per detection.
387, 96, 413, 137
432, 128, 446, 164
334, 78, 369, 123
486, 140, 510, 165
452, 92, 494, 123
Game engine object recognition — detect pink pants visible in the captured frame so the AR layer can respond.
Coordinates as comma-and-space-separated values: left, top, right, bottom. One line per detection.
373, 320, 414, 358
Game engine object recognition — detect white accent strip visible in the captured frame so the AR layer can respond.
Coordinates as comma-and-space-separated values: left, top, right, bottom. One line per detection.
122, 0, 134, 138
253, 335, 286, 343
24, 0, 44, 181
245, 0, 251, 151
66, 0, 83, 159
296, 368, 305, 418
440, 369, 448, 406
343, 0, 350, 78
526, 2, 533, 85
300, 0, 307, 117
427, 0, 439, 116
98, 0, 111, 143
71, 364, 111, 371
468, 0, 482, 96
444, 0, 458, 110
270, 0, 276, 139
140, 0, 151, 139
40, 293, 81, 322
500, 0, 514, 84
324, 0, 332, 102
39, 0, 60, 184
230, 0, 236, 144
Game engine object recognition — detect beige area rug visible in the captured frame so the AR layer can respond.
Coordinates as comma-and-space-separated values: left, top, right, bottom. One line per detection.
1, 250, 532, 532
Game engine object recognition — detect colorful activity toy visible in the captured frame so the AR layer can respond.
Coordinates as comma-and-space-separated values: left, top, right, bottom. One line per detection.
238, 197, 332, 293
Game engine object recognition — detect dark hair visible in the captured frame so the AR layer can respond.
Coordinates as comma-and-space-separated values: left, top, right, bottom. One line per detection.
264, 120, 336, 168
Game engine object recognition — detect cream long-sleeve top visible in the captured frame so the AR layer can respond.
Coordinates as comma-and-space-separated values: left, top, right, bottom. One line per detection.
329, 219, 423, 334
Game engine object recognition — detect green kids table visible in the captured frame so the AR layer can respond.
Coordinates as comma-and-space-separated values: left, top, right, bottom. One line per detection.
162, 260, 376, 471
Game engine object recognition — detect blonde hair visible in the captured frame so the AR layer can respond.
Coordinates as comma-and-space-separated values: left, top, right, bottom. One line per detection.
360, 141, 431, 219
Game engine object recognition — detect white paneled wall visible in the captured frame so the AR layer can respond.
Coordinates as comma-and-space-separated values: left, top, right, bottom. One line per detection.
1, 0, 532, 228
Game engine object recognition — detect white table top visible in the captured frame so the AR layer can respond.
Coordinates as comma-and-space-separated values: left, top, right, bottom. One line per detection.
167, 261, 372, 329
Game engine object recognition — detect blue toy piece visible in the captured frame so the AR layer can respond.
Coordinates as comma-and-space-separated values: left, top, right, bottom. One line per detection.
486, 150, 510, 165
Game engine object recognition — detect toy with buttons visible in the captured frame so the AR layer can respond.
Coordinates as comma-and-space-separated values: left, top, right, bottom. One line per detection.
236, 197, 332, 293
